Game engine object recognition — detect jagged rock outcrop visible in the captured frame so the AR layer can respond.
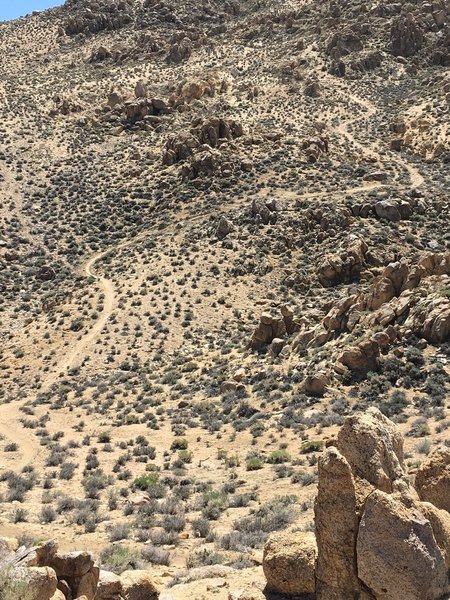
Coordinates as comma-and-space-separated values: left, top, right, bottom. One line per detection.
327, 28, 363, 58
415, 448, 450, 512
162, 118, 243, 170
317, 238, 368, 287
337, 338, 380, 374
337, 409, 405, 492
0, 541, 159, 600
250, 311, 286, 351
216, 216, 234, 239
167, 37, 192, 64
192, 117, 244, 148
251, 198, 279, 225
301, 371, 330, 397
315, 408, 450, 600
421, 301, 450, 343
120, 570, 159, 600
301, 136, 329, 163
169, 73, 230, 107
64, 1, 133, 36
373, 198, 412, 222
249, 306, 299, 351
390, 13, 424, 57
351, 51, 383, 72
162, 132, 199, 165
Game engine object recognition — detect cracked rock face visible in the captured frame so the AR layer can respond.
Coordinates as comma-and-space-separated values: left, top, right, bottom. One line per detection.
314, 409, 450, 600
390, 13, 424, 58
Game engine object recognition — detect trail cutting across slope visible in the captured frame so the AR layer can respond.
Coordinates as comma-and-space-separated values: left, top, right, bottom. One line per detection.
0, 89, 425, 472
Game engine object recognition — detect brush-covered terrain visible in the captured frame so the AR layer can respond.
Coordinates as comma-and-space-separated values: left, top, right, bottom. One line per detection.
0, 0, 449, 596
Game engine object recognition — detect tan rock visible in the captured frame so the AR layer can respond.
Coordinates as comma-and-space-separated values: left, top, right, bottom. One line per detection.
94, 570, 122, 599
419, 501, 450, 568
357, 491, 448, 600
337, 407, 405, 492
250, 312, 286, 351
76, 566, 100, 600
302, 372, 330, 397
315, 447, 361, 599
10, 566, 58, 600
269, 337, 285, 357
338, 339, 380, 374
367, 276, 396, 310
48, 551, 94, 579
263, 531, 317, 596
120, 570, 159, 600
415, 448, 450, 512
422, 303, 450, 343
317, 238, 367, 287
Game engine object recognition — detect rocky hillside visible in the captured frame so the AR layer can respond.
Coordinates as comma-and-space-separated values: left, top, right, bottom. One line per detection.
0, 0, 449, 597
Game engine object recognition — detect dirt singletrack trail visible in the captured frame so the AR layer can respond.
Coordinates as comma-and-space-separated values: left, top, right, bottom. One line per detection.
42, 251, 116, 380
338, 89, 424, 189
0, 89, 426, 473
0, 401, 42, 472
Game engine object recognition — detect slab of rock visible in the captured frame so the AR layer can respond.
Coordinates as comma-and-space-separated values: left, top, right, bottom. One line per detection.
422, 303, 450, 343
337, 407, 405, 492
94, 569, 122, 600
120, 570, 159, 600
357, 490, 448, 600
315, 447, 361, 599
415, 448, 450, 512
10, 566, 58, 600
250, 312, 286, 351
338, 339, 380, 374
263, 531, 317, 596
76, 566, 100, 600
48, 551, 94, 578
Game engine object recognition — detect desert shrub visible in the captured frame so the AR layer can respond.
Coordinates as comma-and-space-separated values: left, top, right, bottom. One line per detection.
141, 545, 170, 566
4, 443, 18, 452
246, 456, 264, 471
82, 470, 110, 498
100, 545, 140, 574
186, 549, 226, 569
192, 517, 212, 538
417, 439, 431, 455
201, 489, 228, 520
40, 506, 56, 523
233, 495, 298, 544
300, 440, 324, 453
11, 507, 28, 523
57, 496, 75, 513
4, 472, 35, 503
59, 462, 77, 480
178, 450, 192, 464
108, 523, 130, 542
229, 493, 256, 508
170, 439, 188, 451
133, 473, 159, 491
161, 514, 185, 532
291, 471, 315, 486
220, 530, 266, 551
267, 449, 290, 464
149, 529, 179, 546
